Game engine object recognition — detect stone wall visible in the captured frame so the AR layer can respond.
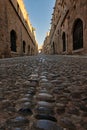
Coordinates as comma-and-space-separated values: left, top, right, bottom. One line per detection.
0, 0, 38, 58
46, 0, 87, 55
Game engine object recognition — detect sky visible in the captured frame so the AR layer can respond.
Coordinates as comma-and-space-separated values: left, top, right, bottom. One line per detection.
23, 0, 55, 47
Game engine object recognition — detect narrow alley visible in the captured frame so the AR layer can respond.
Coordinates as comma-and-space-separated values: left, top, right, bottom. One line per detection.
0, 54, 87, 130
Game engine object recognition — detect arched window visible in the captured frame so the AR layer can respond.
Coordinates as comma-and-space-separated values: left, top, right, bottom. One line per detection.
62, 32, 66, 52
73, 19, 83, 50
10, 30, 17, 52
23, 41, 26, 53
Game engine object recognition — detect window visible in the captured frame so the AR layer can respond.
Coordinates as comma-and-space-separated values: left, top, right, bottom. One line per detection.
62, 32, 66, 52
10, 30, 17, 52
73, 19, 83, 50
53, 42, 55, 54
28, 45, 30, 53
23, 41, 26, 53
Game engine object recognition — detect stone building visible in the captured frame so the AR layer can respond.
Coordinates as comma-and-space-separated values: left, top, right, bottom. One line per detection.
42, 32, 51, 54
0, 0, 38, 58
43, 0, 87, 55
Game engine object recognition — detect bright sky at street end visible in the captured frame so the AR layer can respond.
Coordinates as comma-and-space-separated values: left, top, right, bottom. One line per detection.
24, 0, 56, 48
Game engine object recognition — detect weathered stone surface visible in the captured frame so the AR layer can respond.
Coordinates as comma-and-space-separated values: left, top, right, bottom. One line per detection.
36, 93, 54, 102
56, 103, 65, 114
0, 99, 11, 109
59, 117, 76, 130
38, 89, 49, 93
23, 81, 30, 86
39, 76, 47, 79
18, 98, 30, 102
35, 114, 57, 122
0, 55, 87, 130
12, 128, 23, 130
6, 116, 29, 127
39, 82, 52, 88
31, 120, 63, 130
34, 106, 54, 115
37, 101, 54, 108
18, 107, 33, 116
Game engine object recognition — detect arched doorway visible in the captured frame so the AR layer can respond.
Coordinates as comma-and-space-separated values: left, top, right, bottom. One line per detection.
73, 19, 83, 50
62, 32, 66, 52
53, 42, 55, 54
23, 41, 26, 53
10, 30, 17, 52
28, 45, 30, 54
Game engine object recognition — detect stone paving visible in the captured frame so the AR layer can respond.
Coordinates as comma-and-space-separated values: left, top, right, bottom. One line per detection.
0, 54, 87, 130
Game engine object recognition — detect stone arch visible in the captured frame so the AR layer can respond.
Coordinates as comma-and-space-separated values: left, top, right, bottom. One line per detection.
23, 40, 26, 53
62, 32, 66, 52
73, 18, 83, 50
28, 45, 30, 54
53, 42, 55, 54
10, 30, 17, 52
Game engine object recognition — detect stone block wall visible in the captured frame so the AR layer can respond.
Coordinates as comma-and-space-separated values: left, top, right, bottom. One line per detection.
0, 0, 38, 58
46, 0, 87, 55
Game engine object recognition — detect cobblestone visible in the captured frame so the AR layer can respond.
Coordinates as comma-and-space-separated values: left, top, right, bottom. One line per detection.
0, 54, 87, 130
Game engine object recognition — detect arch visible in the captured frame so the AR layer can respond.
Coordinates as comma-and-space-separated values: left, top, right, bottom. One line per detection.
23, 41, 26, 53
28, 45, 30, 53
10, 30, 17, 52
73, 18, 83, 50
53, 42, 55, 54
62, 32, 66, 52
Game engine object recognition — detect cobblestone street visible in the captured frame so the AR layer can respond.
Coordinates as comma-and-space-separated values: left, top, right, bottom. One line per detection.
0, 54, 87, 130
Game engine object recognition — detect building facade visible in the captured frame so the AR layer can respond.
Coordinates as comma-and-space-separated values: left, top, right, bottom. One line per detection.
42, 32, 51, 54
0, 0, 38, 58
43, 0, 87, 55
